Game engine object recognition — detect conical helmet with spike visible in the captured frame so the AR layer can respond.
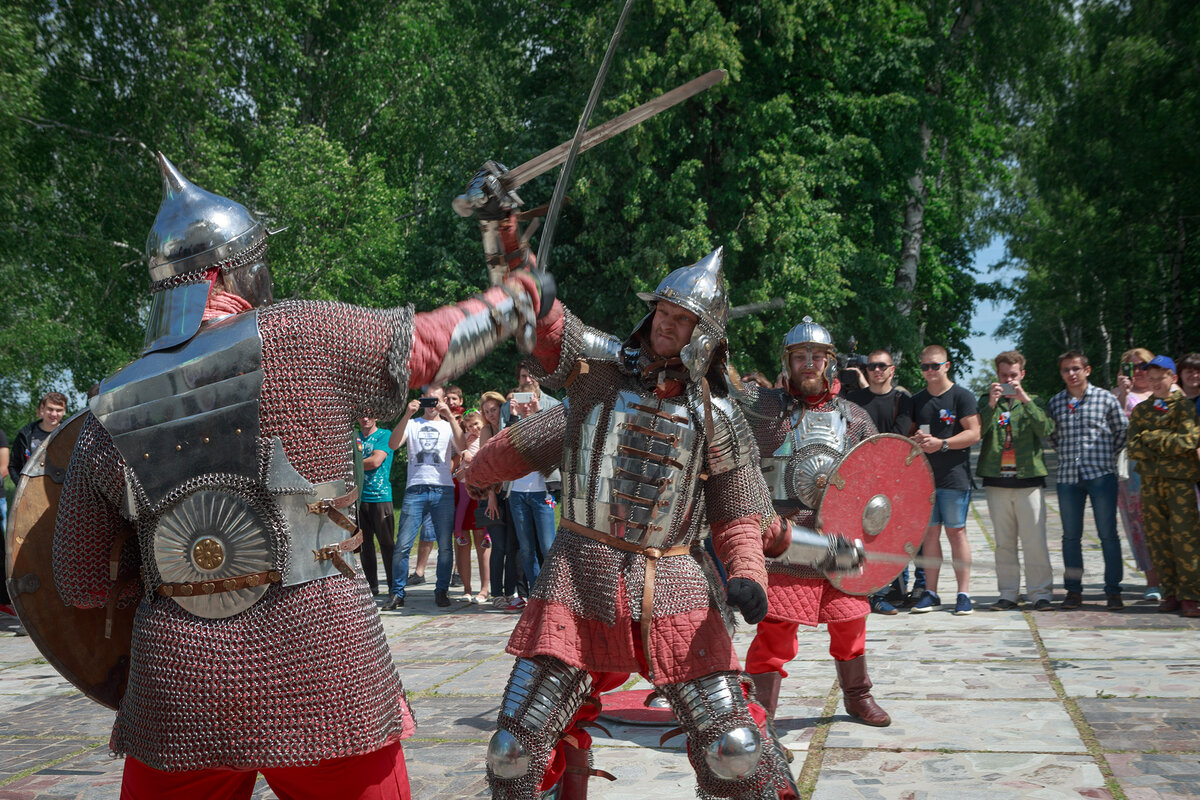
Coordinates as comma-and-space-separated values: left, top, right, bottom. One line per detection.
141, 152, 272, 353
632, 246, 729, 380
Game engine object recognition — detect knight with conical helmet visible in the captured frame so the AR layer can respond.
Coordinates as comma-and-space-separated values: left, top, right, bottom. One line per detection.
44, 153, 552, 798
459, 210, 863, 799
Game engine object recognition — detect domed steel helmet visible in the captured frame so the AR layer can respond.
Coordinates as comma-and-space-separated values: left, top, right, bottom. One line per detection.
633, 246, 728, 380
782, 315, 837, 387
142, 152, 274, 354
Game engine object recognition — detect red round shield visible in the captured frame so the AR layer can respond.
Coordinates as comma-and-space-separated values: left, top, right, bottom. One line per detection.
815, 433, 933, 596
6, 411, 138, 710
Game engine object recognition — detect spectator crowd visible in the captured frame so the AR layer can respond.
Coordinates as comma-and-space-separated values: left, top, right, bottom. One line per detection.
5, 343, 1199, 622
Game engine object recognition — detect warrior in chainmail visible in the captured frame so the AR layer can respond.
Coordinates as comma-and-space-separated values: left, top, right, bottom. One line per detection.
461, 227, 862, 799
51, 153, 550, 798
737, 317, 891, 728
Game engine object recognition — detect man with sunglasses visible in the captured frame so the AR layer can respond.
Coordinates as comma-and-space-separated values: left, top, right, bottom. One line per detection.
1048, 350, 1127, 610
911, 345, 982, 615
846, 351, 915, 614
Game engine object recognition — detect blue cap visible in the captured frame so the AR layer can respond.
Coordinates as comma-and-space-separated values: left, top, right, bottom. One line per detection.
1147, 354, 1176, 371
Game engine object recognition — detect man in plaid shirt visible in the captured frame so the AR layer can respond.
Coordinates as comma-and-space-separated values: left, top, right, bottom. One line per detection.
1048, 350, 1128, 610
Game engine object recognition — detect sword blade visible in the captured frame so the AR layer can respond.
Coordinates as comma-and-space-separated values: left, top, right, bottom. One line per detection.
502, 69, 728, 192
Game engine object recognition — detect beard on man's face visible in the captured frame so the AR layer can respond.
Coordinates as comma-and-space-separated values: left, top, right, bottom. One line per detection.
794, 374, 825, 395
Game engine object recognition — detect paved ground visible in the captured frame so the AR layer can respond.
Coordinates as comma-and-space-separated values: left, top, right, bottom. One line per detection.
1, 489, 1198, 799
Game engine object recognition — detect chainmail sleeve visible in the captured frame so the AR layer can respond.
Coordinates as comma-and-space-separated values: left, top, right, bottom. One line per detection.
526, 305, 622, 392
839, 397, 879, 445
258, 300, 415, 423
54, 413, 141, 608
506, 403, 569, 477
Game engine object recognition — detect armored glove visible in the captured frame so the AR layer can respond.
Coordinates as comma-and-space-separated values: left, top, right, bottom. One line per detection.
452, 160, 521, 220
726, 577, 768, 625
817, 535, 865, 574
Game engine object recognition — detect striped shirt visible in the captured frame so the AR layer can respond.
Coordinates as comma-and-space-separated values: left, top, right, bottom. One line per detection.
1048, 383, 1127, 483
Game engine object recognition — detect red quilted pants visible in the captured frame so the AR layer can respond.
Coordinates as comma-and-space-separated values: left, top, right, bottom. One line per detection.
744, 615, 867, 676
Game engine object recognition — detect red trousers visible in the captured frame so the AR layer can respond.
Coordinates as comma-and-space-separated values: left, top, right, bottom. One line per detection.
120, 741, 410, 800
744, 615, 867, 676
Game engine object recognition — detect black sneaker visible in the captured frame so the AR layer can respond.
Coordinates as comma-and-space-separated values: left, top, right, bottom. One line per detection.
1032, 599, 1053, 611
1106, 593, 1125, 611
407, 572, 426, 586
450, 572, 463, 587
435, 590, 451, 608
989, 599, 1020, 611
380, 595, 404, 611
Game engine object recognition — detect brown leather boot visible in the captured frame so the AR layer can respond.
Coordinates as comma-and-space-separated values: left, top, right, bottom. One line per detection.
748, 671, 782, 719
835, 655, 891, 727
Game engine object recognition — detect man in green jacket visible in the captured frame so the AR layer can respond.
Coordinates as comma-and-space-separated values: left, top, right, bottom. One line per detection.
977, 351, 1057, 611
1127, 355, 1200, 618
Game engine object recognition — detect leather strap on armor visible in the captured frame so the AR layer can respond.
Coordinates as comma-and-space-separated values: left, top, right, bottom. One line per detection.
560, 518, 689, 682
157, 569, 283, 598
305, 495, 363, 579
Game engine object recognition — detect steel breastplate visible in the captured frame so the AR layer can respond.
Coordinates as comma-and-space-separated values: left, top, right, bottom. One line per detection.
761, 407, 848, 508
564, 389, 698, 549
92, 313, 357, 619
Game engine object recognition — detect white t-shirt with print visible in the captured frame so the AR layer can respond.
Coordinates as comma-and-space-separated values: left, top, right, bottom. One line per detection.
404, 417, 456, 487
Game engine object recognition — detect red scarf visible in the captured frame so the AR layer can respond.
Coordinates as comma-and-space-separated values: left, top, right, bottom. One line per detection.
201, 269, 253, 320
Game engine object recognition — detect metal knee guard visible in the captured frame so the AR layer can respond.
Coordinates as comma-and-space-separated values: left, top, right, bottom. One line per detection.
661, 672, 788, 800
487, 657, 591, 800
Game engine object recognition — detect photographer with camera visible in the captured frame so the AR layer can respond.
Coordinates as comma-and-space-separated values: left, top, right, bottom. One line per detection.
977, 351, 1056, 612
383, 385, 467, 610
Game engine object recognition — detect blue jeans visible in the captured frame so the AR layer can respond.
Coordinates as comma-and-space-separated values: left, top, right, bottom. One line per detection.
507, 491, 557, 586
391, 484, 455, 597
1057, 473, 1123, 596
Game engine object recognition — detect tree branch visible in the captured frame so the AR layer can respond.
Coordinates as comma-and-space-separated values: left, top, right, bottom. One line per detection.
16, 115, 149, 153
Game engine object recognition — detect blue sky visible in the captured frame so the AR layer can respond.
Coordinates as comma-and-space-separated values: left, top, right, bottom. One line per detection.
961, 237, 1017, 386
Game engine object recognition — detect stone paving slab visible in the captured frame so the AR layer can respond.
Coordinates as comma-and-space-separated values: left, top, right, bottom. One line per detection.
1034, 609, 1200, 630
811, 751, 1111, 800
406, 696, 497, 740
824, 700, 1087, 753
0, 744, 120, 800
1106, 753, 1200, 800
1053, 661, 1200, 699
868, 659, 1057, 700
1078, 698, 1200, 753
0, 697, 112, 740
431, 657, 515, 696
0, 740, 104, 784
1040, 629, 1200, 660
872, 630, 1043, 660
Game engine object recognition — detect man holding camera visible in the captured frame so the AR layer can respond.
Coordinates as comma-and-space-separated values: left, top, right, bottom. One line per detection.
385, 385, 467, 609
976, 351, 1055, 611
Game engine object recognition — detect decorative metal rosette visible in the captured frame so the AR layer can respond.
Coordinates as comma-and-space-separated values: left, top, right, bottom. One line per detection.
153, 489, 274, 619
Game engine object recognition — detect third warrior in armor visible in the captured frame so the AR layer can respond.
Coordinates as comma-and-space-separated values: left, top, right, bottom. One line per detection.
463, 238, 861, 799
738, 317, 891, 727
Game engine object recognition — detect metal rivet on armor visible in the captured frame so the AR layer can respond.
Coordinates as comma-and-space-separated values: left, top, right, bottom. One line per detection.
235, 428, 242, 435
202, 583, 215, 594
143, 453, 150, 460
175, 444, 182, 451
269, 571, 281, 582
179, 585, 193, 596
247, 574, 260, 587
161, 585, 174, 596
223, 579, 237, 591
203, 436, 211, 444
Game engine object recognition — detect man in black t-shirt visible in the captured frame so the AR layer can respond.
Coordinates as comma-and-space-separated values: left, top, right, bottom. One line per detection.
846, 349, 915, 614
910, 345, 981, 615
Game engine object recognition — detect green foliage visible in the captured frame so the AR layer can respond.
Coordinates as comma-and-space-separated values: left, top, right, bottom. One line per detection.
0, 0, 1069, 432
1000, 0, 1200, 397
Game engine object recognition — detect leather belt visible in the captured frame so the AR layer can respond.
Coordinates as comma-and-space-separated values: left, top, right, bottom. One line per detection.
561, 518, 690, 682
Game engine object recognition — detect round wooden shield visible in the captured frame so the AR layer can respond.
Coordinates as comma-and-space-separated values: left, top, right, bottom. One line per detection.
816, 433, 934, 596
6, 411, 138, 710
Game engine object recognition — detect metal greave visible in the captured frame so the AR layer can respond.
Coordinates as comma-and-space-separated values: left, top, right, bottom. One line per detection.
659, 672, 793, 799
488, 657, 592, 800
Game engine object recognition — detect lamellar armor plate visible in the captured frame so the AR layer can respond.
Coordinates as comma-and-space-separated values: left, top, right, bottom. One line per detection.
92, 311, 357, 618
761, 406, 848, 509
567, 389, 698, 549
